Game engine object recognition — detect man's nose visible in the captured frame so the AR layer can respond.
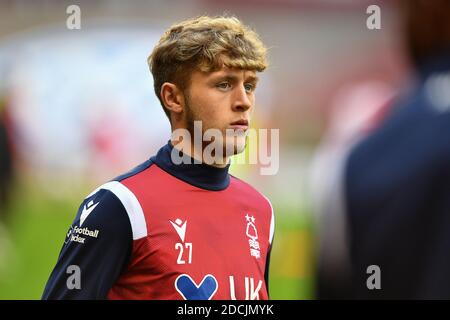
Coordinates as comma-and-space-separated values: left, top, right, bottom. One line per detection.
232, 85, 252, 112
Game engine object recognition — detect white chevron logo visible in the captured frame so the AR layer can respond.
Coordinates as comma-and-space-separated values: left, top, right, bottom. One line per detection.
80, 200, 99, 226
170, 218, 187, 242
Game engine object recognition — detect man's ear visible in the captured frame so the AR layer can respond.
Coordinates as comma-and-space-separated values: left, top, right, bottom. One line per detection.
160, 82, 184, 115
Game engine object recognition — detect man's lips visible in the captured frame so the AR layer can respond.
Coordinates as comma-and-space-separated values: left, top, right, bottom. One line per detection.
229, 120, 249, 130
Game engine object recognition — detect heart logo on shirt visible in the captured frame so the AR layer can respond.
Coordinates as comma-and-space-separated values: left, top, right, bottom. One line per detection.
175, 274, 218, 300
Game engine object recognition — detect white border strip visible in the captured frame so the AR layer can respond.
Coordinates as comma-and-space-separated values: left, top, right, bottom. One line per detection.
88, 181, 147, 240
261, 194, 275, 245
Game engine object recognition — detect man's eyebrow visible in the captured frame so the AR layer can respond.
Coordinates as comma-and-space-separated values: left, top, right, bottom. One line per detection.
211, 74, 259, 83
245, 75, 259, 83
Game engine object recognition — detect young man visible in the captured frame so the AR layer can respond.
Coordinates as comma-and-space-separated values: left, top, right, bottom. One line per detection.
43, 15, 274, 300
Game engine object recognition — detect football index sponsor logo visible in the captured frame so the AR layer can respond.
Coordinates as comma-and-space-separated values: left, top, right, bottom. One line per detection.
65, 200, 100, 244
66, 225, 100, 244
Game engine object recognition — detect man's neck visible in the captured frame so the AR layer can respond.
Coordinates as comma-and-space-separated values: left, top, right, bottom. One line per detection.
170, 137, 230, 168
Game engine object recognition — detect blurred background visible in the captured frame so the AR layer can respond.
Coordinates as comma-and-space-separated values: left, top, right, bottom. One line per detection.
0, 0, 410, 299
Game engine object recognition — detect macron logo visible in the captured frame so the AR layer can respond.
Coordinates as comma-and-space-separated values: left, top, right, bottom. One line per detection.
170, 218, 187, 242
80, 200, 99, 227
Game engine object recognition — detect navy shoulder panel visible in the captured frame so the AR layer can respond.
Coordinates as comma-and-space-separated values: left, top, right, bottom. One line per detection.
113, 158, 154, 182
42, 188, 132, 300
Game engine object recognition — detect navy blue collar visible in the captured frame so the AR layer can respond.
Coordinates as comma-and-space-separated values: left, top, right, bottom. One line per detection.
151, 142, 231, 191
417, 48, 450, 81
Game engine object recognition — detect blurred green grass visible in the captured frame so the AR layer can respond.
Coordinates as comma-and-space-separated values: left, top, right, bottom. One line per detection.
0, 179, 316, 300
0, 181, 75, 299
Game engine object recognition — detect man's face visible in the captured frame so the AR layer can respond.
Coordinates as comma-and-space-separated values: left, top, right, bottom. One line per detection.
182, 66, 258, 158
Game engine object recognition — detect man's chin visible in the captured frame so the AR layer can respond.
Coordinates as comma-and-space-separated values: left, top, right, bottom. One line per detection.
224, 140, 247, 157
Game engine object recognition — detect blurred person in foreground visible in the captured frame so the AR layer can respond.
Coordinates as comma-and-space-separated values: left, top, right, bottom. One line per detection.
42, 15, 274, 300
315, 0, 450, 299
0, 96, 15, 273
0, 98, 13, 220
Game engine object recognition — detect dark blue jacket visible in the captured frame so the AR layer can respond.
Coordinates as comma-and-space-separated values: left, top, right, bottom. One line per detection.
346, 51, 450, 299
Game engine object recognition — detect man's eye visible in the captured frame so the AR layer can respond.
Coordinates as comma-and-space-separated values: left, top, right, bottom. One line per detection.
244, 83, 255, 92
217, 82, 231, 90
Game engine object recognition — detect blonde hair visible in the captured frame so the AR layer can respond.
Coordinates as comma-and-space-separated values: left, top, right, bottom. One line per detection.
148, 15, 268, 118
